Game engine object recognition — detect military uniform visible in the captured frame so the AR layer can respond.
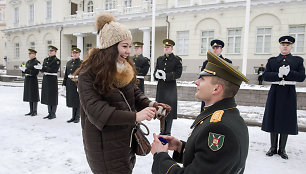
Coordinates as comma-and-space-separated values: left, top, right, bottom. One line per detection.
41, 46, 61, 119
200, 40, 232, 113
262, 36, 305, 159
154, 39, 182, 135
23, 49, 40, 116
257, 66, 265, 85
63, 48, 82, 123
152, 51, 249, 174
132, 42, 150, 93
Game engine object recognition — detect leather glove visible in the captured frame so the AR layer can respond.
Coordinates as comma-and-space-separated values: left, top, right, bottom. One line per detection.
153, 102, 171, 118
283, 65, 290, 76
19, 66, 26, 72
34, 63, 42, 70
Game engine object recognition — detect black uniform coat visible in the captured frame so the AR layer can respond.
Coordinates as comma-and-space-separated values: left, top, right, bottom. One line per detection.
23, 58, 40, 102
41, 55, 61, 105
152, 98, 249, 174
154, 53, 182, 119
257, 66, 265, 82
132, 54, 150, 92
62, 58, 82, 108
262, 53, 305, 135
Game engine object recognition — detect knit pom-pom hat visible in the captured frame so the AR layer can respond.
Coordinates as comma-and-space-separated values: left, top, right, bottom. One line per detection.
96, 13, 132, 49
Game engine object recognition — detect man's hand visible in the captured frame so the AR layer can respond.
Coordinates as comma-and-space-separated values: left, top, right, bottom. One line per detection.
19, 66, 26, 72
34, 64, 42, 70
151, 133, 168, 155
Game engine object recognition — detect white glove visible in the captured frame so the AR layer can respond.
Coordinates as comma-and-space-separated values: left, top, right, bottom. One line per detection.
19, 66, 26, 72
34, 63, 42, 70
155, 70, 162, 79
283, 65, 290, 76
157, 70, 166, 81
278, 66, 285, 78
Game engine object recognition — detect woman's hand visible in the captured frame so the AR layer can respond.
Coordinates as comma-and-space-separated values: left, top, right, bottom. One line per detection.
136, 107, 156, 122
153, 102, 171, 116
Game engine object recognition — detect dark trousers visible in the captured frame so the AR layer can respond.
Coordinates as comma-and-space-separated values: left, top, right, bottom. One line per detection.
270, 133, 288, 151
28, 102, 38, 114
137, 78, 145, 93
47, 105, 57, 117
160, 117, 173, 136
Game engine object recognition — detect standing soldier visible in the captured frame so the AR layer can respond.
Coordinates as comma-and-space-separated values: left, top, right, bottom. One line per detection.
262, 36, 305, 159
34, 45, 61, 120
257, 64, 265, 85
62, 48, 82, 123
154, 39, 182, 135
132, 41, 150, 92
20, 49, 40, 116
200, 39, 232, 113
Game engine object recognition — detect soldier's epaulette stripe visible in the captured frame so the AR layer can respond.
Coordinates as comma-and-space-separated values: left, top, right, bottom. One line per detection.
208, 52, 248, 82
191, 107, 236, 129
166, 163, 180, 174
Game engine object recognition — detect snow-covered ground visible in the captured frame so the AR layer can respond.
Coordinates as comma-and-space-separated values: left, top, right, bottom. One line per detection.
0, 83, 306, 174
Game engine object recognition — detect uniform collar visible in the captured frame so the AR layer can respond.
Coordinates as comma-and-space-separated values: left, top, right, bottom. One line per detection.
277, 53, 292, 62
190, 97, 237, 129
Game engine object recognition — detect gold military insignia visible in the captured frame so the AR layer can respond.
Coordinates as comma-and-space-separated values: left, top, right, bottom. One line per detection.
285, 39, 288, 42
210, 110, 224, 123
213, 43, 218, 46
57, 61, 60, 64
166, 42, 169, 44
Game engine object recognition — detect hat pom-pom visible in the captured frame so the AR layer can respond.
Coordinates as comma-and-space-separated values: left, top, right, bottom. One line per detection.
96, 13, 116, 32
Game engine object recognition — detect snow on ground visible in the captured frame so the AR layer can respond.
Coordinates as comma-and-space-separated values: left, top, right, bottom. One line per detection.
0, 84, 306, 174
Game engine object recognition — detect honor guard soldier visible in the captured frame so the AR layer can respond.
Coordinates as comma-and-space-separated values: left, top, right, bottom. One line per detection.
34, 45, 61, 119
20, 49, 40, 116
200, 39, 232, 113
132, 41, 150, 92
151, 51, 249, 174
62, 48, 82, 123
262, 36, 305, 159
257, 64, 265, 85
154, 39, 183, 135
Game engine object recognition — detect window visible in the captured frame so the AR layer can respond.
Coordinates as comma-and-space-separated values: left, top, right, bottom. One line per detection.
176, 31, 189, 55
46, 0, 52, 20
256, 27, 271, 54
47, 40, 52, 52
86, 43, 92, 54
15, 43, 20, 59
87, 1, 93, 12
30, 42, 35, 50
105, 0, 116, 10
200, 30, 214, 54
289, 26, 305, 53
227, 28, 242, 54
14, 7, 19, 26
28, 4, 34, 24
124, 0, 132, 7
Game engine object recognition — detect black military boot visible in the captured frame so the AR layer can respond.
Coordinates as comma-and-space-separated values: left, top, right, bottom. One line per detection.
266, 133, 278, 156
31, 102, 38, 116
25, 102, 33, 116
49, 105, 57, 119
73, 107, 80, 123
67, 108, 76, 123
278, 134, 289, 159
44, 105, 52, 119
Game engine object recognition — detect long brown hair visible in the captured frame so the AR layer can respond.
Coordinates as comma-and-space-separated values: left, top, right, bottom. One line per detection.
74, 43, 137, 95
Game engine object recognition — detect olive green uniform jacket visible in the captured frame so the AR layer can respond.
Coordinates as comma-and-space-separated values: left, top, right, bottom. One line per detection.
152, 98, 249, 174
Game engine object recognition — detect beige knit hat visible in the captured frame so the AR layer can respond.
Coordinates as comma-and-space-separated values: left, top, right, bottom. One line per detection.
96, 13, 132, 49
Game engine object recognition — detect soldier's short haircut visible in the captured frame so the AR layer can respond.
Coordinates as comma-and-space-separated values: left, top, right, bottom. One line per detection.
211, 76, 240, 98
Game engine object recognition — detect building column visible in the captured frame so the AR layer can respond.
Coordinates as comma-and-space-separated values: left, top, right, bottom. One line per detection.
94, 31, 101, 48
139, 27, 151, 58
73, 33, 84, 60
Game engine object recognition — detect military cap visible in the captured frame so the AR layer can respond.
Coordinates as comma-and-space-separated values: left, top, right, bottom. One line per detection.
199, 51, 249, 86
279, 36, 295, 44
163, 39, 175, 46
48, 45, 58, 51
210, 39, 224, 48
71, 47, 81, 53
28, 49, 37, 54
133, 42, 144, 47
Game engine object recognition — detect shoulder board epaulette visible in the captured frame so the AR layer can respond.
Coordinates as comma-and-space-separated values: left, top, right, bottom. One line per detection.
210, 110, 224, 123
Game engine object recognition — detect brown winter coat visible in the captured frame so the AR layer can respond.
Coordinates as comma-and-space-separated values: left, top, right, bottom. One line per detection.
78, 70, 152, 174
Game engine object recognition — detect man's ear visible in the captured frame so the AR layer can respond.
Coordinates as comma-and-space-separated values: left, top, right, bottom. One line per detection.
212, 84, 223, 95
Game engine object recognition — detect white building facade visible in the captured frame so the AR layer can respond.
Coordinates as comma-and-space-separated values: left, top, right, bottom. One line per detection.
0, 0, 6, 68
2, 0, 306, 82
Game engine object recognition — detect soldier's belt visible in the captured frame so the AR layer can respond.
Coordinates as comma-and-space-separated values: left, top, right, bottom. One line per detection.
271, 81, 296, 86
68, 75, 78, 79
136, 76, 145, 79
25, 74, 33, 76
44, 72, 58, 76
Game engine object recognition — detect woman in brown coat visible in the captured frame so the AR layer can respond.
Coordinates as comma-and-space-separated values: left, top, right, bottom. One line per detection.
76, 13, 170, 174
